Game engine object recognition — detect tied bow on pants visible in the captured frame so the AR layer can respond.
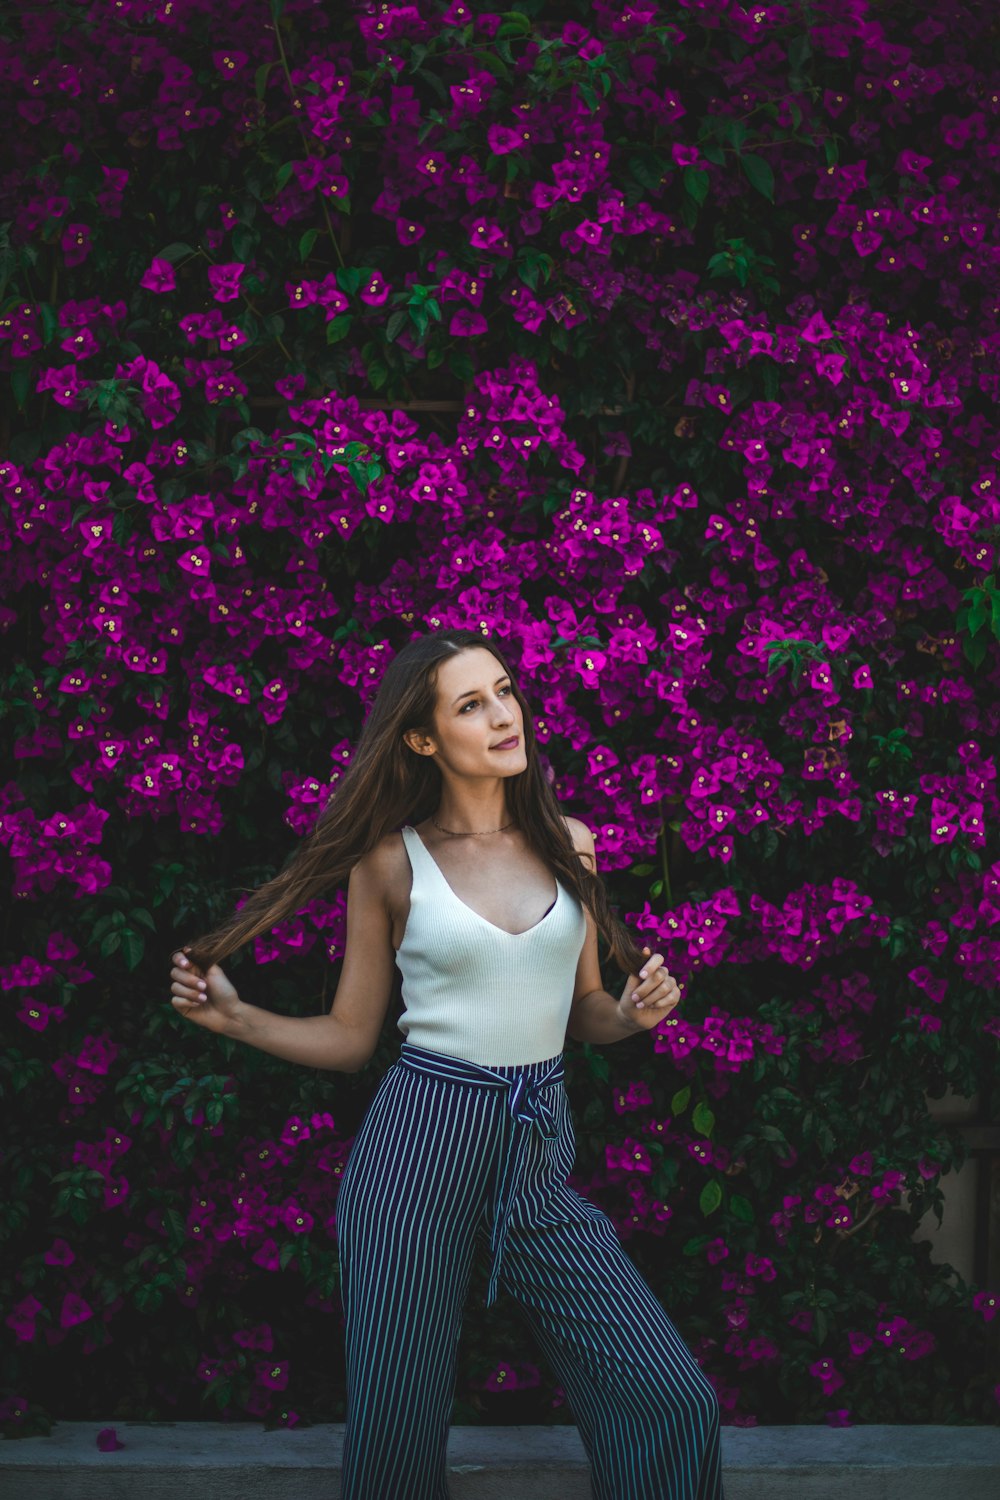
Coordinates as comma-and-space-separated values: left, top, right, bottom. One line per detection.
398, 1041, 564, 1307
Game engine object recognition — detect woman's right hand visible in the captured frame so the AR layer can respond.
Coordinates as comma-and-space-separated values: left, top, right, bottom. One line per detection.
170, 949, 243, 1036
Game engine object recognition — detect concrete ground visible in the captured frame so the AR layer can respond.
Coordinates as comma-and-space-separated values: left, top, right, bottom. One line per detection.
1, 1420, 999, 1498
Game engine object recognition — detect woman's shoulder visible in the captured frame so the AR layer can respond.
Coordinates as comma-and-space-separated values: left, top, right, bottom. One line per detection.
561, 813, 593, 845
352, 827, 411, 893
561, 814, 596, 870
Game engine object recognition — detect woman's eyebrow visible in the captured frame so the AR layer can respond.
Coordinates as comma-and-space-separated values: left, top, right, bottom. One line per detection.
451, 675, 509, 706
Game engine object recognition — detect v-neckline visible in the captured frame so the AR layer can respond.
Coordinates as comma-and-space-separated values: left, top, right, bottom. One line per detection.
405, 824, 561, 939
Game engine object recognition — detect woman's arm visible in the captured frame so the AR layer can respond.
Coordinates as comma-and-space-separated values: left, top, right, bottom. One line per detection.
562, 818, 644, 1045
561, 817, 682, 1042
171, 849, 398, 1072
565, 911, 646, 1043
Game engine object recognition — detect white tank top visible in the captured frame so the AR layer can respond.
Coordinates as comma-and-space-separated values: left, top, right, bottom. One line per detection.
394, 823, 588, 1066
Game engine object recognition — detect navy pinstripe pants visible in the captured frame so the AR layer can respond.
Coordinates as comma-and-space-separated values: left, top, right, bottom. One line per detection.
335, 1042, 725, 1500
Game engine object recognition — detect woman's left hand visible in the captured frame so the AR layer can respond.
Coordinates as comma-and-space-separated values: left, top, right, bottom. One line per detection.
617, 946, 683, 1032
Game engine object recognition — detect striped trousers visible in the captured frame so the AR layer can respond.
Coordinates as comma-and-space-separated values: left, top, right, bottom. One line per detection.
335, 1041, 725, 1500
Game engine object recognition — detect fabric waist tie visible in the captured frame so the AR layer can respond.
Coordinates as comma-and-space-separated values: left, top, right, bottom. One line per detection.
397, 1041, 564, 1308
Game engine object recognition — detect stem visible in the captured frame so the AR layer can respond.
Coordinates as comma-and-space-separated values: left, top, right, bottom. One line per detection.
269, 5, 346, 271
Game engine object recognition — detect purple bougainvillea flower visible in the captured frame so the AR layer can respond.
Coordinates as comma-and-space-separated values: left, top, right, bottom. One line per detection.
973, 1291, 998, 1323
358, 270, 390, 305
448, 308, 487, 337
394, 216, 425, 245
487, 124, 530, 155
206, 263, 245, 302
60, 222, 91, 267
211, 49, 248, 75
140, 258, 176, 293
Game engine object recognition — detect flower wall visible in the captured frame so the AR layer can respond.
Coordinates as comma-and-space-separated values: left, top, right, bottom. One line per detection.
1, 0, 999, 1436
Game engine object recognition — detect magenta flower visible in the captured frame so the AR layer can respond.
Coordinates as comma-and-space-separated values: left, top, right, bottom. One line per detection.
60, 222, 91, 267
809, 1358, 845, 1396
481, 1361, 519, 1393
140, 258, 176, 293
211, 49, 248, 75
207, 263, 245, 302
359, 271, 390, 306
394, 216, 425, 245
448, 308, 487, 337
973, 1291, 997, 1323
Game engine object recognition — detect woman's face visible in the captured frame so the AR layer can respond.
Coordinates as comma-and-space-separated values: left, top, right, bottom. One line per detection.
410, 647, 527, 779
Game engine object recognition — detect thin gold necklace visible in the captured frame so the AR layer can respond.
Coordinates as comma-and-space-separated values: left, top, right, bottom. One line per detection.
431, 814, 515, 836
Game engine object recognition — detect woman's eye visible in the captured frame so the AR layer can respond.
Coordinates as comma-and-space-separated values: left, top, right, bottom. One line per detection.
461, 684, 511, 712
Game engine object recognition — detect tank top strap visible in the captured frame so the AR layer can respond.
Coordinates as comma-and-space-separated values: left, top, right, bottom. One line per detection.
400, 823, 435, 889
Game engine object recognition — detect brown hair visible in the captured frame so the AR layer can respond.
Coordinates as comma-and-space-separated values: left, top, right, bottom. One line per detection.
180, 627, 648, 977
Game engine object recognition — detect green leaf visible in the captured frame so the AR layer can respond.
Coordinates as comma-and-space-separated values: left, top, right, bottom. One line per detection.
232, 225, 259, 262
729, 1193, 755, 1224
692, 1100, 716, 1137
366, 358, 389, 391
628, 151, 669, 194
347, 460, 370, 494
326, 314, 352, 344
963, 633, 989, 668
448, 351, 474, 382
788, 34, 812, 72
990, 591, 1000, 640
966, 593, 987, 637
38, 303, 58, 345
583, 1044, 610, 1083
10, 365, 32, 412
699, 1179, 723, 1216
671, 1085, 691, 1116
122, 931, 145, 971
385, 309, 409, 343
336, 266, 366, 296
255, 61, 276, 101
496, 10, 531, 38
740, 153, 775, 202
298, 228, 318, 262
155, 242, 195, 263
684, 166, 709, 205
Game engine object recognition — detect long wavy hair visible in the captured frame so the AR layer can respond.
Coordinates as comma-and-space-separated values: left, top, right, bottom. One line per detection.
180, 627, 649, 977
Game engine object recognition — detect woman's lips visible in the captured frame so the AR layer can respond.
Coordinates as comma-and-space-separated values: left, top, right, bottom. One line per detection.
491, 736, 519, 750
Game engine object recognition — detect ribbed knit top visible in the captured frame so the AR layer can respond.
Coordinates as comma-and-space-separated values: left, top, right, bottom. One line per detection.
394, 823, 588, 1067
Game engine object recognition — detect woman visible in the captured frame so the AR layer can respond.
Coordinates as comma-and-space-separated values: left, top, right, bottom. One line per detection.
169, 626, 725, 1500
